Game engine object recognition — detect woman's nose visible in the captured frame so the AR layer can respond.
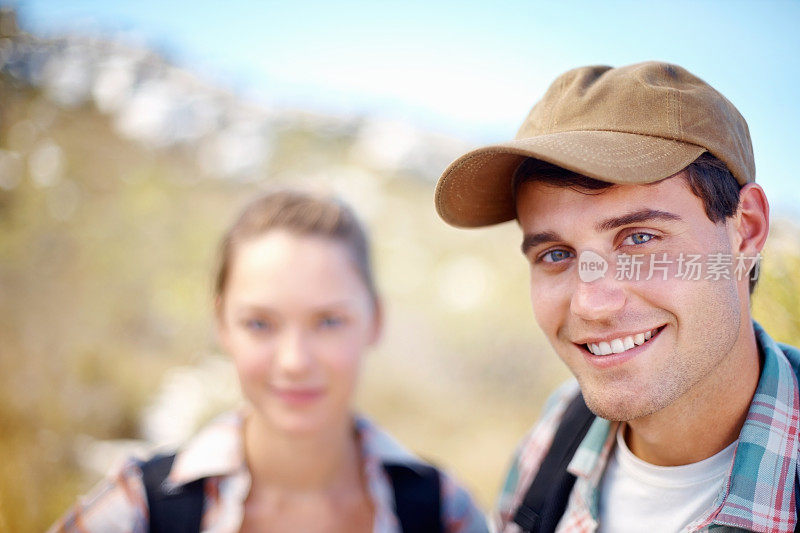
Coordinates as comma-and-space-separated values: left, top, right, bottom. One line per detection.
275, 328, 313, 375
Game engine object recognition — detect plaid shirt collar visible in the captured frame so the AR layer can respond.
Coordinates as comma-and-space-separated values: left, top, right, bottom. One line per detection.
160, 411, 452, 533
566, 321, 800, 532
165, 410, 428, 488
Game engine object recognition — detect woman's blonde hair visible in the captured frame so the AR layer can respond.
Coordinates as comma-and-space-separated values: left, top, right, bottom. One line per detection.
214, 190, 378, 304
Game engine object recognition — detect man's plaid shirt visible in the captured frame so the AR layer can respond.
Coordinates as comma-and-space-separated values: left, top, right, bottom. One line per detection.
495, 322, 800, 533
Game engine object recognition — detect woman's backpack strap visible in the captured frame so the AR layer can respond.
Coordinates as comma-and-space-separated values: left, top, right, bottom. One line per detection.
141, 452, 445, 533
140, 452, 205, 533
383, 462, 444, 533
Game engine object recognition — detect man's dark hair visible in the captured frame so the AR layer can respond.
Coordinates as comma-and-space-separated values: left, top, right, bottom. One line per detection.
512, 153, 758, 293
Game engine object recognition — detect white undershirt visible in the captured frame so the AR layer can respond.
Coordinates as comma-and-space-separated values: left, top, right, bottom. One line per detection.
597, 424, 737, 533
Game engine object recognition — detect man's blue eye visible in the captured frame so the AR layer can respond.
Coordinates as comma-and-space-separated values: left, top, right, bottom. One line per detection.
542, 250, 573, 263
624, 233, 655, 245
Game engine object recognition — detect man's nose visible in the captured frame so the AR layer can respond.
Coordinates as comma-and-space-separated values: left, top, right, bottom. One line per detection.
569, 275, 626, 321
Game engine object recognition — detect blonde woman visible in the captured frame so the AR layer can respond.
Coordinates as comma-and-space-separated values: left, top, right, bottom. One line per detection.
51, 191, 487, 533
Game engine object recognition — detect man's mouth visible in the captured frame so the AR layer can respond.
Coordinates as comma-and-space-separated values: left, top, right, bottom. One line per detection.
584, 326, 664, 356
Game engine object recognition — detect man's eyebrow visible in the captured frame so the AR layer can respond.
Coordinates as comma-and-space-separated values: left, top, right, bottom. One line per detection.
595, 209, 683, 232
521, 231, 563, 255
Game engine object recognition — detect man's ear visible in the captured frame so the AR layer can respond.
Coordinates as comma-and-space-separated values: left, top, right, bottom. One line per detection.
733, 183, 770, 256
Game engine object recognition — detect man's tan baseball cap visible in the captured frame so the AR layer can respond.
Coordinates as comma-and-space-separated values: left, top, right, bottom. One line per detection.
435, 61, 755, 228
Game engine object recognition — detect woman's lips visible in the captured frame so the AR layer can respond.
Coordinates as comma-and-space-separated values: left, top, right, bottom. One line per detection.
271, 387, 324, 404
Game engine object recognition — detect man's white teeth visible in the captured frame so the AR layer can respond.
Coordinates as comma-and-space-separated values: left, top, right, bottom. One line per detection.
623, 336, 635, 351
587, 328, 659, 356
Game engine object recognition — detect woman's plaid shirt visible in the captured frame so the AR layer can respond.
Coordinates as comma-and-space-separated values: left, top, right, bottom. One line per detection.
50, 412, 489, 533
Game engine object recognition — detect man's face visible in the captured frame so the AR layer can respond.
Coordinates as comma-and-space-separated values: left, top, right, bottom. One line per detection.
516, 173, 747, 421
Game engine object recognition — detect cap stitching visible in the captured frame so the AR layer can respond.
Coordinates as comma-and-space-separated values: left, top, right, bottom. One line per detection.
666, 84, 675, 137
535, 136, 689, 167
677, 84, 684, 140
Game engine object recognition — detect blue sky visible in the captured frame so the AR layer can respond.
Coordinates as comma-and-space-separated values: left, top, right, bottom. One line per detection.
13, 0, 800, 216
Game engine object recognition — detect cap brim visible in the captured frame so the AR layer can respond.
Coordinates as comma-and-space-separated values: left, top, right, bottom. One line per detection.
435, 130, 706, 227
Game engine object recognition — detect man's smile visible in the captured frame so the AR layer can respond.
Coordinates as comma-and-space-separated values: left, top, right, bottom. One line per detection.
579, 325, 666, 356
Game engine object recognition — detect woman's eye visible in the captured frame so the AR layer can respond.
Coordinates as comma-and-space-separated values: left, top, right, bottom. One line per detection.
244, 319, 272, 332
622, 232, 655, 246
541, 249, 574, 263
318, 316, 344, 329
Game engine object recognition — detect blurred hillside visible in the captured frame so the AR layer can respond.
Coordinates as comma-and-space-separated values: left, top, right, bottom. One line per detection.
0, 7, 798, 531
0, 8, 558, 531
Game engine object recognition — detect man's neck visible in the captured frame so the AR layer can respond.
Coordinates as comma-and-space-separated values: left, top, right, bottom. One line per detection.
624, 322, 761, 466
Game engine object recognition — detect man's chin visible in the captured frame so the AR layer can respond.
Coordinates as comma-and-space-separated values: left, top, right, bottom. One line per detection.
581, 386, 664, 422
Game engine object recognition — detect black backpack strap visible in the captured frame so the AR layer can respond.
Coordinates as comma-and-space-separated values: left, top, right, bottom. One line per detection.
795, 472, 800, 532
383, 462, 444, 533
512, 392, 595, 533
140, 453, 205, 533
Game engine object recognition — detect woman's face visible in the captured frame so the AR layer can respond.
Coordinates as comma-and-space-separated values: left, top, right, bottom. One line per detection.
216, 230, 381, 436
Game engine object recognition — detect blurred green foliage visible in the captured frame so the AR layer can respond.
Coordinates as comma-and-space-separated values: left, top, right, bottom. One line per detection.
753, 221, 800, 347
1, 71, 799, 532
0, 75, 560, 531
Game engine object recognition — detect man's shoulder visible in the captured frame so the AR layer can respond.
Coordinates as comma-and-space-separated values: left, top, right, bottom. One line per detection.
540, 379, 582, 419
494, 379, 582, 527
777, 341, 800, 378
515, 379, 582, 467
517, 379, 582, 447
